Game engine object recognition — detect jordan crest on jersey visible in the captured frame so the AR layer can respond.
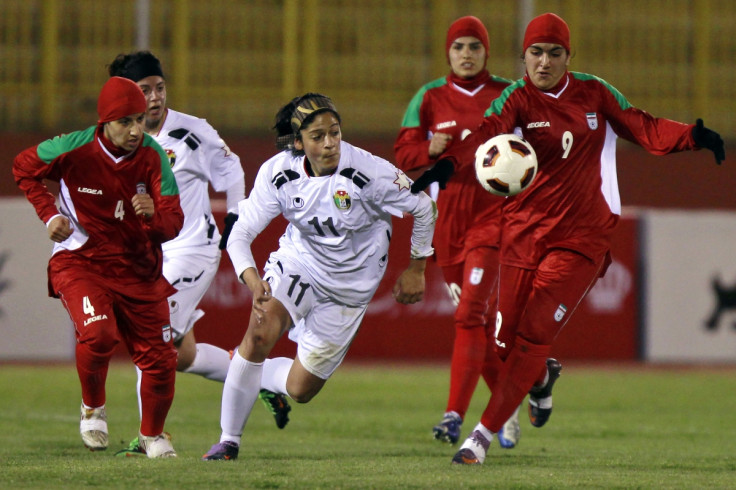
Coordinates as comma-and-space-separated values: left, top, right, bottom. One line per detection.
165, 149, 176, 167
333, 189, 351, 210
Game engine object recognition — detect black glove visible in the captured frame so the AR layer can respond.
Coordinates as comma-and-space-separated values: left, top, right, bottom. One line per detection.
218, 212, 238, 250
692, 118, 725, 165
410, 159, 455, 194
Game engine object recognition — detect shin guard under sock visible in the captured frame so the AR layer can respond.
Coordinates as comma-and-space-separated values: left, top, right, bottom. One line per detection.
480, 337, 551, 432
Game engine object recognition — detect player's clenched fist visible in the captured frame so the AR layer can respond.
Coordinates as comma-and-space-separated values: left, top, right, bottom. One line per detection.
47, 215, 73, 243
132, 193, 154, 219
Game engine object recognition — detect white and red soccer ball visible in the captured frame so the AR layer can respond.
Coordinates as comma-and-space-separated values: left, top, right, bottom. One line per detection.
474, 134, 538, 197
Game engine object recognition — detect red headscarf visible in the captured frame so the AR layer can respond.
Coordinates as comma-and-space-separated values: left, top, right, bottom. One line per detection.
523, 13, 570, 52
445, 16, 491, 90
97, 76, 146, 124
445, 16, 490, 65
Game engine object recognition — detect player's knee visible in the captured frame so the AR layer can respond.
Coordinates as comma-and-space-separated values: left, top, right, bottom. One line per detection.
81, 330, 119, 355
287, 386, 318, 404
454, 300, 489, 327
136, 345, 177, 374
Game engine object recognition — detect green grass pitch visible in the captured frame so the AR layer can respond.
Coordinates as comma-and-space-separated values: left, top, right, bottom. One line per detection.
1, 362, 734, 488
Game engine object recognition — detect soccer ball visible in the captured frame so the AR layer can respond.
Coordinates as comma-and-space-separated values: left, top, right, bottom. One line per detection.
474, 134, 538, 197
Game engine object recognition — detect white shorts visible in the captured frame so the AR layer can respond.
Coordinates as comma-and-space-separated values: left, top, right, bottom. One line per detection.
263, 253, 368, 380
163, 250, 221, 342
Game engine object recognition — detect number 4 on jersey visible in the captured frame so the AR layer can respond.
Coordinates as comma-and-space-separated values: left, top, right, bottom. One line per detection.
83, 296, 95, 316
115, 200, 125, 221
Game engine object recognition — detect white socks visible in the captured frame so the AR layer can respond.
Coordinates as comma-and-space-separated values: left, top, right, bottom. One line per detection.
182, 343, 231, 382
475, 422, 494, 442
219, 350, 263, 444
261, 357, 293, 396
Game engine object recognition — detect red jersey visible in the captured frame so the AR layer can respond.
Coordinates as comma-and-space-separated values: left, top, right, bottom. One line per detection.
443, 71, 696, 269
13, 125, 184, 299
395, 74, 511, 266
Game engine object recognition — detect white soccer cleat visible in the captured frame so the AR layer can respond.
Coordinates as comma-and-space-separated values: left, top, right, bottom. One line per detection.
139, 432, 177, 458
451, 429, 491, 465
80, 404, 108, 451
497, 404, 521, 449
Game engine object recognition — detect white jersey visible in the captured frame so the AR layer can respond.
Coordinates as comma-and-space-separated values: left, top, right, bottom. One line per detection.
228, 141, 436, 306
155, 109, 245, 257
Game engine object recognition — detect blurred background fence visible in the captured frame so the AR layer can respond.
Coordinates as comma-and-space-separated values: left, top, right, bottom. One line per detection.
1, 0, 734, 138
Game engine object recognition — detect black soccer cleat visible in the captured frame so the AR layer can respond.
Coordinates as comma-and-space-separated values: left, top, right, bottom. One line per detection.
528, 358, 562, 428
259, 389, 291, 429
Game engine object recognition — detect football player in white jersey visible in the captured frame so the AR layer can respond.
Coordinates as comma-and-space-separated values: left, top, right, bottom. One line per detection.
202, 93, 437, 460
107, 52, 290, 457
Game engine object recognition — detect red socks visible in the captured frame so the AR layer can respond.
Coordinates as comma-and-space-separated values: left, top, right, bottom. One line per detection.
480, 336, 551, 432
446, 325, 486, 419
75, 342, 113, 408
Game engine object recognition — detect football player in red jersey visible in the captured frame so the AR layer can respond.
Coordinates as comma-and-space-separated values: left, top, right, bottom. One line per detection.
13, 77, 184, 458
394, 16, 523, 448
411, 12, 725, 465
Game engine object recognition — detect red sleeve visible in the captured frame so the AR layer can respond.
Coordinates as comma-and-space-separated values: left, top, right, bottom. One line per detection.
139, 194, 182, 244
12, 145, 61, 224
393, 126, 434, 173
139, 152, 184, 244
608, 105, 695, 155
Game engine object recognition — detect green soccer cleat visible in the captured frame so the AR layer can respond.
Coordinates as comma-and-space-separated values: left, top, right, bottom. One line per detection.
259, 389, 291, 429
114, 436, 146, 457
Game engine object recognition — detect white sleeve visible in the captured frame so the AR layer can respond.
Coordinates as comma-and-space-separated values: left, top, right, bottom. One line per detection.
366, 155, 437, 258
200, 120, 246, 213
226, 162, 281, 280
408, 191, 437, 259
225, 181, 245, 215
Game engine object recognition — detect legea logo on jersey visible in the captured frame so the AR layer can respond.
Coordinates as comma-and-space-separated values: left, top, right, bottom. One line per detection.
165, 149, 176, 168
333, 189, 351, 210
78, 187, 102, 195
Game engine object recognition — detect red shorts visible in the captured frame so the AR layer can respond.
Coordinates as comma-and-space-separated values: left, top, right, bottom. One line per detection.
495, 249, 605, 359
440, 246, 499, 329
52, 266, 175, 368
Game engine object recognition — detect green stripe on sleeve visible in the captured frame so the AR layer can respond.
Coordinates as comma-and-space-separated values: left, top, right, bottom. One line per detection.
36, 126, 96, 164
572, 72, 632, 110
400, 77, 447, 127
487, 79, 526, 117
